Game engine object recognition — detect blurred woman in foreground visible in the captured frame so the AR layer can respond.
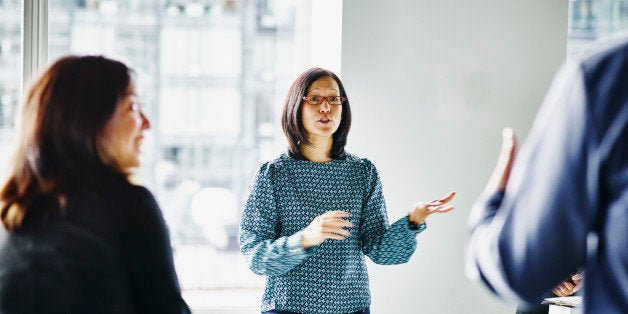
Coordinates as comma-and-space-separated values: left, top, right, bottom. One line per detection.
0, 55, 190, 313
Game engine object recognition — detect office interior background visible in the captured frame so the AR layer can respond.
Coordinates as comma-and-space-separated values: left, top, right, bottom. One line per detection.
1, 0, 627, 313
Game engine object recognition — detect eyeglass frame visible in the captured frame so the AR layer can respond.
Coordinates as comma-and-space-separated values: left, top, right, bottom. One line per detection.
130, 101, 144, 112
302, 95, 347, 106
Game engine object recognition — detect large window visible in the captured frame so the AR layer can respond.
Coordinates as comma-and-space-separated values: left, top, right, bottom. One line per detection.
0, 0, 21, 171
568, 0, 628, 53
45, 0, 340, 311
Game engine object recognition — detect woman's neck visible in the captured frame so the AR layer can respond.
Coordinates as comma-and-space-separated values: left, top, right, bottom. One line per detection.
300, 136, 333, 162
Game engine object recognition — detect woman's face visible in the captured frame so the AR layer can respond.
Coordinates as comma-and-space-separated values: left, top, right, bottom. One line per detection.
301, 76, 342, 141
102, 83, 150, 171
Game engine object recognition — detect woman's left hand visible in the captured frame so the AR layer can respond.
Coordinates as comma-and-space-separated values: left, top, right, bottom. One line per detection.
409, 191, 456, 224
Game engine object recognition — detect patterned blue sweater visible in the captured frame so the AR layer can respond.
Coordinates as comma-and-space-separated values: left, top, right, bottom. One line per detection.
239, 153, 426, 314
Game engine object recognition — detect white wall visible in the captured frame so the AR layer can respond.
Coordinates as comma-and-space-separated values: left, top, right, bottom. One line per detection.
341, 1, 568, 313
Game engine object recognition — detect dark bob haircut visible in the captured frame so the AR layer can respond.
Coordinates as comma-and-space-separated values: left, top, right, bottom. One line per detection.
0, 55, 131, 231
281, 68, 351, 160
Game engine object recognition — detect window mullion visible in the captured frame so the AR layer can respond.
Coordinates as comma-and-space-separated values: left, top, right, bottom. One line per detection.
22, 0, 48, 87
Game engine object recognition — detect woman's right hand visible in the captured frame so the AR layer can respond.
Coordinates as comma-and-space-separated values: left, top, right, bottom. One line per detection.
301, 211, 353, 249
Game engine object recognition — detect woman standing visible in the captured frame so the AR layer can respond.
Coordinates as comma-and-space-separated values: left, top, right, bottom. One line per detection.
0, 56, 190, 313
240, 68, 455, 314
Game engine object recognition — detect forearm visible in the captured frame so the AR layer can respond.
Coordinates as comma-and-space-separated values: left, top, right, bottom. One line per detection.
241, 230, 310, 276
364, 216, 423, 265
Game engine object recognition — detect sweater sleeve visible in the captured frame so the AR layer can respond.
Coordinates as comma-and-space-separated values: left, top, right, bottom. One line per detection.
239, 163, 310, 276
122, 186, 190, 314
360, 160, 426, 265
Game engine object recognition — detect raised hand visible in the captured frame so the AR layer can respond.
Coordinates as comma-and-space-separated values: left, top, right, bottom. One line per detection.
409, 191, 456, 224
485, 128, 517, 193
301, 211, 353, 249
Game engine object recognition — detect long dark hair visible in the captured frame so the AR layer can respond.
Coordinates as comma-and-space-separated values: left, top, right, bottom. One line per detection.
0, 55, 132, 231
281, 68, 352, 160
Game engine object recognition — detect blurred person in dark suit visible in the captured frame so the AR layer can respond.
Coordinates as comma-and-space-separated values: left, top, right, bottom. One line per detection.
466, 35, 628, 313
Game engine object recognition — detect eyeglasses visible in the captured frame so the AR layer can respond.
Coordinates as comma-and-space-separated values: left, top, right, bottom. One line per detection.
302, 95, 346, 106
131, 101, 144, 112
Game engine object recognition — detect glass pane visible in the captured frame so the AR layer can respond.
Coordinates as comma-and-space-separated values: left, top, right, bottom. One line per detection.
568, 0, 628, 54
0, 0, 21, 170
48, 0, 317, 309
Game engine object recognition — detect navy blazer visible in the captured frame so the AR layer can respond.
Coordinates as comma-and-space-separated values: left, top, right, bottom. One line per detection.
467, 35, 628, 313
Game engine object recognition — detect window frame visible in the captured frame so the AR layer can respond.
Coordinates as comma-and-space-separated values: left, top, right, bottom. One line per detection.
18, 1, 343, 312
22, 0, 48, 87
